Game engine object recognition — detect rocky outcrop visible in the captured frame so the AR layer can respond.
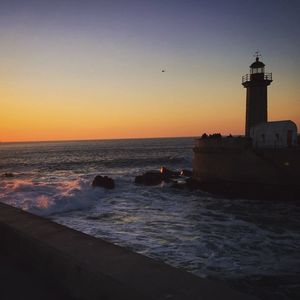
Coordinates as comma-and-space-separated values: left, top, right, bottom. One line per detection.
135, 171, 164, 186
160, 167, 180, 178
135, 167, 193, 187
135, 167, 183, 186
92, 175, 115, 189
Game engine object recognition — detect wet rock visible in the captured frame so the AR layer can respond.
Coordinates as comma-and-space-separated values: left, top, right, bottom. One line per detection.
135, 171, 164, 186
180, 169, 192, 177
135, 167, 183, 186
92, 175, 115, 189
160, 167, 180, 178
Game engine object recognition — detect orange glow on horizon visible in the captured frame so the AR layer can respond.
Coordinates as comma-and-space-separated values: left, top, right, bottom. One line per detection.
1, 86, 298, 142
1, 45, 299, 143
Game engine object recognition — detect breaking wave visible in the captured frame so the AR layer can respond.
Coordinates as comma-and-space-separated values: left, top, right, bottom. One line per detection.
0, 175, 103, 216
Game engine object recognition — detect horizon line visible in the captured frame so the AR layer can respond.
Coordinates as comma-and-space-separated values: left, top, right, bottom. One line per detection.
0, 132, 249, 144
0, 135, 201, 144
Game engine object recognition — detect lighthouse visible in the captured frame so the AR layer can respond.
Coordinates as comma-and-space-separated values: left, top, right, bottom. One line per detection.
242, 54, 272, 137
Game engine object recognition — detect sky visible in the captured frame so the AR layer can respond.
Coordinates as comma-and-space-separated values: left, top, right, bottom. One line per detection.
0, 0, 299, 142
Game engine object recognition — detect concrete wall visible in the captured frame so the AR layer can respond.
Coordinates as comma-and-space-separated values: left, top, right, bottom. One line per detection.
0, 202, 256, 300
193, 138, 300, 186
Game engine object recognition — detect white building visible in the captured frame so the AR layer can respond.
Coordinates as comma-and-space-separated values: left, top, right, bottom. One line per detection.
250, 120, 298, 148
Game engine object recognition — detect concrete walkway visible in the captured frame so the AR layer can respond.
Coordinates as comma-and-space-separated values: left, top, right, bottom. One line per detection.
0, 254, 73, 300
0, 202, 257, 300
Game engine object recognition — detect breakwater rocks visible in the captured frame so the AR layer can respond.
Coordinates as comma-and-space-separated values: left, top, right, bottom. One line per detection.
135, 167, 195, 188
134, 167, 179, 186
92, 168, 196, 190
135, 171, 165, 186
90, 170, 299, 201
92, 175, 115, 189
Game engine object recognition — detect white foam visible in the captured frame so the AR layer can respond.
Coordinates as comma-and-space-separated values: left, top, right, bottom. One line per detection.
0, 176, 104, 216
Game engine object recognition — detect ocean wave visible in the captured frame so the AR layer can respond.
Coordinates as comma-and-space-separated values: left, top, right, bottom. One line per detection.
103, 155, 191, 169
0, 176, 103, 216
0, 155, 192, 175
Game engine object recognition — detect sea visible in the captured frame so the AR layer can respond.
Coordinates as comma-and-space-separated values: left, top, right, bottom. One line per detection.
0, 137, 299, 300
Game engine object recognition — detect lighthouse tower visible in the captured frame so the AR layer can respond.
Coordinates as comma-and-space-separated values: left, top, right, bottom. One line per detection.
242, 54, 272, 137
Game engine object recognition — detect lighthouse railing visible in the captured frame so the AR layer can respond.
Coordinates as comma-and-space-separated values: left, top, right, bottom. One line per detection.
264, 73, 272, 81
242, 72, 272, 83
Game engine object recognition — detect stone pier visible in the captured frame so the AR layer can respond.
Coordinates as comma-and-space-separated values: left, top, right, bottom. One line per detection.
0, 202, 256, 300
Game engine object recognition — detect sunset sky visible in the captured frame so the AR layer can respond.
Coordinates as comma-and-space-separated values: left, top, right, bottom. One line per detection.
1, 0, 299, 142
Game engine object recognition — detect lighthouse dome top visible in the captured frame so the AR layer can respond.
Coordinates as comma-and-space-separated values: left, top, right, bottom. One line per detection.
250, 57, 265, 69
